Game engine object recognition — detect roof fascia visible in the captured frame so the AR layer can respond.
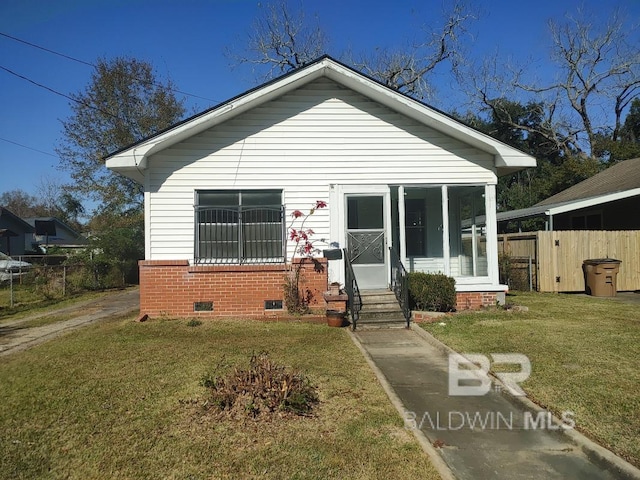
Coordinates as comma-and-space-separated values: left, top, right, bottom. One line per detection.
106, 57, 536, 179
497, 188, 640, 222
546, 188, 640, 215
106, 61, 328, 173
322, 63, 536, 172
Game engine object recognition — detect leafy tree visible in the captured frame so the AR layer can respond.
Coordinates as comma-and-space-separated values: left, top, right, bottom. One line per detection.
0, 190, 40, 218
56, 57, 186, 215
0, 184, 85, 230
459, 99, 600, 223
593, 98, 640, 162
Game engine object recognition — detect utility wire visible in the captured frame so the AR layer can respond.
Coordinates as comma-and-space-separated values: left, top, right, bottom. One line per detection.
0, 31, 94, 67
0, 64, 120, 120
0, 136, 59, 158
0, 31, 219, 103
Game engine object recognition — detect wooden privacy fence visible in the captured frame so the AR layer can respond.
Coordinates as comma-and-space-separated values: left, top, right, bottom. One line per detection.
499, 230, 640, 293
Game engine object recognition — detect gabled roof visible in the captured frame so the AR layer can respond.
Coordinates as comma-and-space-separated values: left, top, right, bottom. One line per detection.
0, 207, 35, 232
536, 157, 640, 206
106, 55, 536, 183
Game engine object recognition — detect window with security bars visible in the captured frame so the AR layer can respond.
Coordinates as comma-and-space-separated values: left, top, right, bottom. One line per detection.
195, 190, 285, 264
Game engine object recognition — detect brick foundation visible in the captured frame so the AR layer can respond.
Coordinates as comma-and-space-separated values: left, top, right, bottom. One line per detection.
455, 291, 499, 310
138, 258, 328, 319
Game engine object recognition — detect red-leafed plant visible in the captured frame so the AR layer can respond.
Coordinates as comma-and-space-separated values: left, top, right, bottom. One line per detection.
284, 200, 327, 314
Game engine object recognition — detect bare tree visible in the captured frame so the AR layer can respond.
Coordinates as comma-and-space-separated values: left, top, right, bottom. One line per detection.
350, 2, 474, 100
466, 8, 640, 158
230, 1, 327, 78
230, 1, 474, 100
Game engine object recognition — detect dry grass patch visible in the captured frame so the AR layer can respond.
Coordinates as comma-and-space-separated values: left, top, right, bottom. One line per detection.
421, 291, 640, 467
0, 317, 440, 479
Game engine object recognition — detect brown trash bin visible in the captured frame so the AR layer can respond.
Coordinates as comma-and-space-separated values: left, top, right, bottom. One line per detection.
582, 259, 622, 297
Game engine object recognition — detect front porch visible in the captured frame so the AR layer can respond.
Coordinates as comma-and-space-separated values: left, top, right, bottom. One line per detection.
330, 183, 505, 295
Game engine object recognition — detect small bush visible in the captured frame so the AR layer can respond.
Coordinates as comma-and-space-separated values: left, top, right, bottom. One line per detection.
408, 272, 456, 312
187, 318, 202, 327
202, 352, 318, 417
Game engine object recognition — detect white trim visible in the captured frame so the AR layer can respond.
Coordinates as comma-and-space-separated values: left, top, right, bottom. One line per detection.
546, 188, 640, 215
341, 185, 391, 289
398, 185, 407, 264
455, 283, 508, 292
144, 184, 151, 259
328, 184, 343, 286
441, 185, 451, 276
485, 185, 499, 285
106, 58, 536, 182
497, 187, 640, 223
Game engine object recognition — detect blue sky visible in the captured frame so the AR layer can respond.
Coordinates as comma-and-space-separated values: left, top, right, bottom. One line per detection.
0, 0, 637, 208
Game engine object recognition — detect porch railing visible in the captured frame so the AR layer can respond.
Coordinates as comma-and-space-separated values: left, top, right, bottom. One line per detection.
343, 248, 362, 330
390, 247, 411, 328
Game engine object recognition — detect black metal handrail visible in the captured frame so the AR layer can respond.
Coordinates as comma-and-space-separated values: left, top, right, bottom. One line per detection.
390, 248, 411, 328
342, 248, 362, 330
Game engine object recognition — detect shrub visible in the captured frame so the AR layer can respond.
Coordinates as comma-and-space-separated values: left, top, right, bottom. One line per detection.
186, 318, 202, 327
407, 272, 456, 312
202, 352, 318, 417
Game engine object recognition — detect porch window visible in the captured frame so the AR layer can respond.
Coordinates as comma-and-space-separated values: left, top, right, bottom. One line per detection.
449, 186, 488, 277
403, 188, 443, 258
195, 190, 284, 264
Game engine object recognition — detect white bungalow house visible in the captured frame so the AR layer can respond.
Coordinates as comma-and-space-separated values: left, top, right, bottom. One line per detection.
106, 56, 536, 319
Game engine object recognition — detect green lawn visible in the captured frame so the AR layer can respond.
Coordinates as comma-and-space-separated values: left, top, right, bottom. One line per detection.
420, 291, 640, 467
0, 317, 440, 479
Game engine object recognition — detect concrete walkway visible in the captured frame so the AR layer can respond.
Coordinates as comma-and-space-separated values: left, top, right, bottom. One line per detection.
352, 327, 640, 480
0, 288, 139, 357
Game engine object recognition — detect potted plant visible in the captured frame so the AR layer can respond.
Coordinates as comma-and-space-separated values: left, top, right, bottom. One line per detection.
326, 309, 347, 327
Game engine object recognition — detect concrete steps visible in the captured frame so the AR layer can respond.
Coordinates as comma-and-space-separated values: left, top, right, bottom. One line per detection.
356, 289, 407, 329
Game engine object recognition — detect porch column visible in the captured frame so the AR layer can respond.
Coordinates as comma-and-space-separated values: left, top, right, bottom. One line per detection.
398, 185, 407, 264
485, 184, 499, 285
441, 185, 451, 276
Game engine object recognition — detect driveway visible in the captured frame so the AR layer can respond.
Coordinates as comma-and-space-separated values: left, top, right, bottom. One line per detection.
0, 288, 139, 357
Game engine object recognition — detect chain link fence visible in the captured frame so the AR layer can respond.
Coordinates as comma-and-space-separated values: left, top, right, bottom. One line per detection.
1, 255, 131, 310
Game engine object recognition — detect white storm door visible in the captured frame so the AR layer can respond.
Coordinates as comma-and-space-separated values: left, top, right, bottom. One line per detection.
346, 194, 388, 289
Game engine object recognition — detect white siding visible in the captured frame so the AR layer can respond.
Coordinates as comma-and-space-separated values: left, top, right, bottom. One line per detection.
146, 78, 496, 260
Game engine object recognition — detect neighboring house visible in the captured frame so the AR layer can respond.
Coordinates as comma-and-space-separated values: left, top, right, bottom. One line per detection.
106, 56, 536, 319
0, 207, 35, 256
498, 157, 640, 231
24, 217, 87, 250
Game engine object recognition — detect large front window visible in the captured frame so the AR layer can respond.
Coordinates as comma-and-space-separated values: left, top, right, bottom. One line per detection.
195, 190, 284, 264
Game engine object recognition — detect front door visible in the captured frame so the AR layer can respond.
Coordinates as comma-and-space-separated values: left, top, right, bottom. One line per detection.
346, 194, 387, 289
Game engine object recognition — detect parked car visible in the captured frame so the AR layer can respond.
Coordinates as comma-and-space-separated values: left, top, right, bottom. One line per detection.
0, 252, 31, 282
